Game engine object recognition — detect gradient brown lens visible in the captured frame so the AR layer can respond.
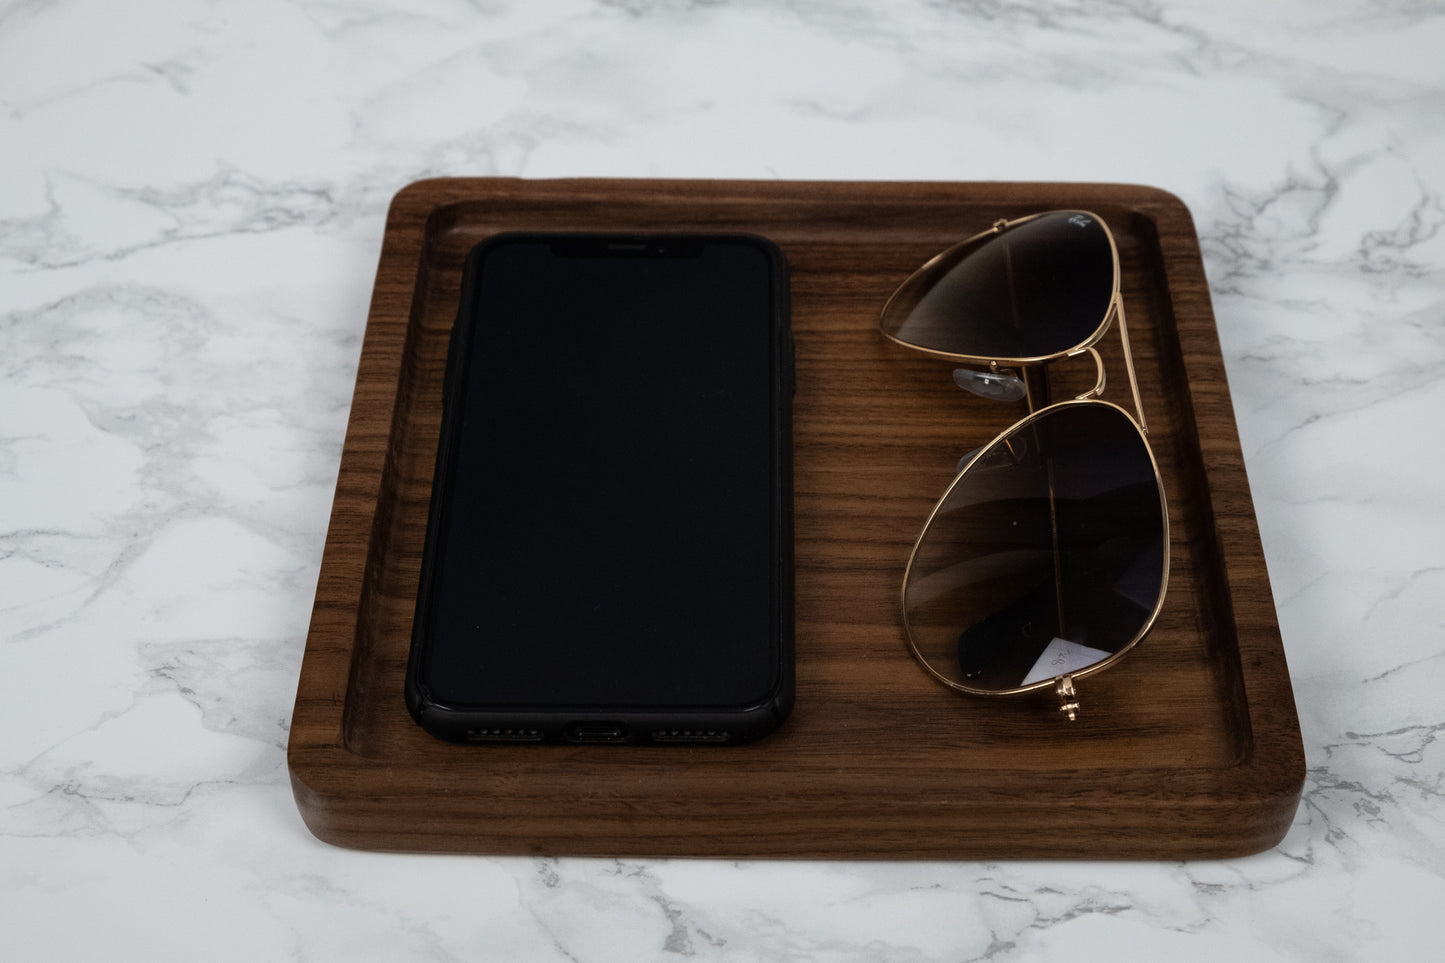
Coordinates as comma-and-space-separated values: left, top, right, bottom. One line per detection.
902, 401, 1166, 693
881, 211, 1117, 361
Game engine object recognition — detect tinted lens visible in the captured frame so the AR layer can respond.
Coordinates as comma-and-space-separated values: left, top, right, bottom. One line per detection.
881, 211, 1117, 361
902, 402, 1166, 693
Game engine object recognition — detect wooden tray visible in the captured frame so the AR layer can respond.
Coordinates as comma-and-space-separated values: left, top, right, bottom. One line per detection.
287, 178, 1304, 859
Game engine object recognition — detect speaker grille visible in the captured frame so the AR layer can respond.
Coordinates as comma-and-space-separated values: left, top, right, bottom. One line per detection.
465, 727, 543, 743
651, 728, 731, 743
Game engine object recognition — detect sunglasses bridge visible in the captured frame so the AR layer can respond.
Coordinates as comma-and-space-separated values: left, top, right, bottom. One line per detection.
972, 294, 1147, 437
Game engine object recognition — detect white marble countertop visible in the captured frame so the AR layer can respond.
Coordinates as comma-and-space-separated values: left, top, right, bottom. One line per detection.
3, 1, 1442, 959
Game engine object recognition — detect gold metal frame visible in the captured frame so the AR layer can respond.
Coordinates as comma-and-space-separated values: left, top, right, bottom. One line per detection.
884, 211, 1171, 719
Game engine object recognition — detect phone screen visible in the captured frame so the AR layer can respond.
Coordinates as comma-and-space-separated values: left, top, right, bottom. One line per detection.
413, 234, 790, 717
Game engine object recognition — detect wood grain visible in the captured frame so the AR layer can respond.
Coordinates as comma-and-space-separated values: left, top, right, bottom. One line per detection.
287, 178, 1304, 858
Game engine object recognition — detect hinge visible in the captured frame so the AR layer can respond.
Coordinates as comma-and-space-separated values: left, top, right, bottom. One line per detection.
1056, 675, 1079, 721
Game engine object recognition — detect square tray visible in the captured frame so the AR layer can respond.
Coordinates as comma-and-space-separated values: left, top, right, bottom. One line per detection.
287, 178, 1303, 858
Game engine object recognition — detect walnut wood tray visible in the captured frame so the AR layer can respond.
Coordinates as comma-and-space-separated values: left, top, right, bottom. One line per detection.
287, 178, 1304, 858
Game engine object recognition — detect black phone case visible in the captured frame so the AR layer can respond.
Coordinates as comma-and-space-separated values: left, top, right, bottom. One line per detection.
405, 233, 794, 745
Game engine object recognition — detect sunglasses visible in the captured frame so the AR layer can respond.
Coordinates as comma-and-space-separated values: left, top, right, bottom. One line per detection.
880, 210, 1170, 720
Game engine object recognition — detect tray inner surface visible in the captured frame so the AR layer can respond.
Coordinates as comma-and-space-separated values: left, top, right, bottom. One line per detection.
290, 179, 1302, 859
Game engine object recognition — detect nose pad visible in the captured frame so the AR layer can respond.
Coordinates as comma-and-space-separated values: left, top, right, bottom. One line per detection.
953, 367, 1026, 402
957, 431, 1030, 473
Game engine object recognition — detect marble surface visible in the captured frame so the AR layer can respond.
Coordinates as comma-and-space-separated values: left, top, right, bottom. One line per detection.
3, 0, 1442, 959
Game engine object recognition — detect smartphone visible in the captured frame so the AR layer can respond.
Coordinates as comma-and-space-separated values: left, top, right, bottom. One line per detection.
406, 232, 793, 744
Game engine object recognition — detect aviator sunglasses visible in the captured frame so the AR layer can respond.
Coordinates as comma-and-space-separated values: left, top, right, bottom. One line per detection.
879, 210, 1170, 720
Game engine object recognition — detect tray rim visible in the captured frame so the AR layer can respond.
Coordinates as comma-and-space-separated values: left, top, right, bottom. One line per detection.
287, 176, 1305, 859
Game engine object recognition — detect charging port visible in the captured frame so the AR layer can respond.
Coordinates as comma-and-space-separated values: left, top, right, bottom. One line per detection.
564, 721, 628, 744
